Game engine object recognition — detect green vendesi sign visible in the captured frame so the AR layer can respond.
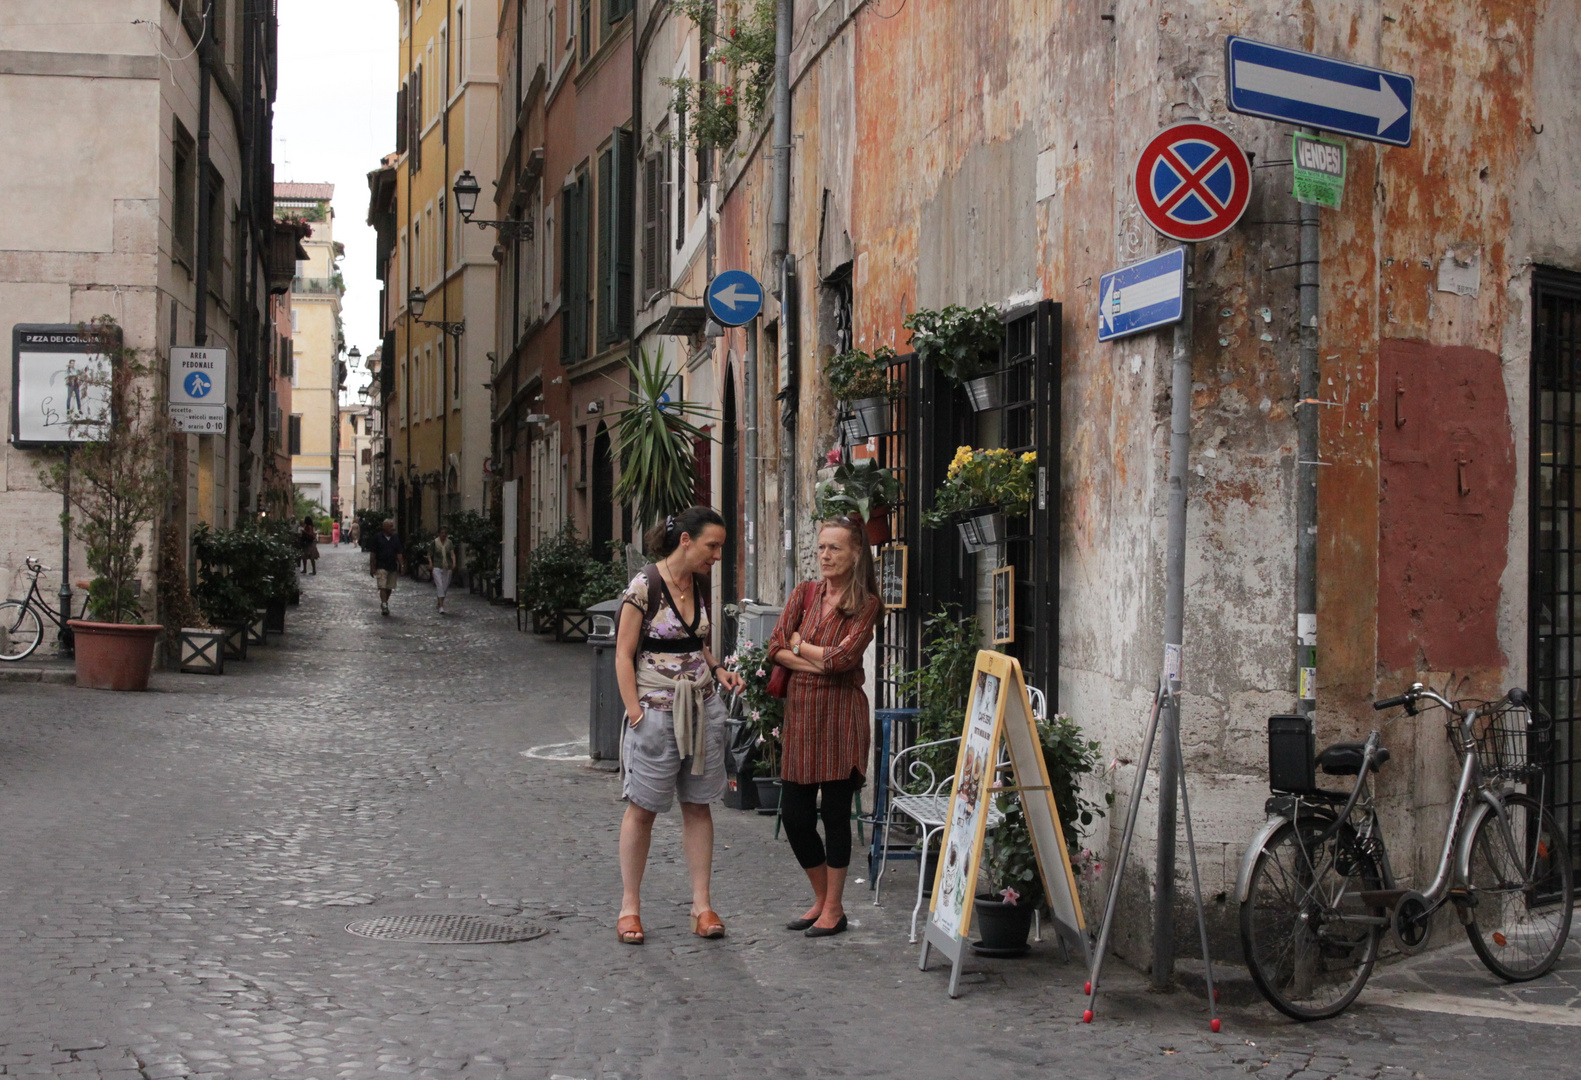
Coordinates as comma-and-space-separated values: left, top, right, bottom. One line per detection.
1292, 133, 1347, 209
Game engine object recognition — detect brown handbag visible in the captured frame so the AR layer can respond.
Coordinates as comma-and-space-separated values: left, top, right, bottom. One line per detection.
764, 582, 810, 699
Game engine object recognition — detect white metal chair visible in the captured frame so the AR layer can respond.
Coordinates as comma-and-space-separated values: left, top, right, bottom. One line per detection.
872, 685, 1048, 944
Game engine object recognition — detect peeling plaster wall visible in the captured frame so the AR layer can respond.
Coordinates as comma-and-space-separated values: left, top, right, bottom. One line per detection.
704, 0, 1581, 970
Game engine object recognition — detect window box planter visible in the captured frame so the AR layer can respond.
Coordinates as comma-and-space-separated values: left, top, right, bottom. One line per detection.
956, 508, 1007, 553
963, 372, 1003, 411
532, 609, 557, 635
178, 627, 226, 676
840, 394, 891, 442
222, 622, 249, 661
245, 611, 268, 646
69, 621, 163, 692
556, 608, 592, 644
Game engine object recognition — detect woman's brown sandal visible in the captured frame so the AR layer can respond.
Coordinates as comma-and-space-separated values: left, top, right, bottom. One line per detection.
689, 909, 726, 939
616, 914, 645, 945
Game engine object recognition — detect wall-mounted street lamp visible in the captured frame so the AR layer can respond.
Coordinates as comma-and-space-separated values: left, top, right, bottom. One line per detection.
407, 288, 465, 339
452, 170, 533, 241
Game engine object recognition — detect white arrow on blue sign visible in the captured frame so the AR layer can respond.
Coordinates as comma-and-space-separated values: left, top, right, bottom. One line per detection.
1226, 36, 1414, 147
1098, 248, 1186, 343
706, 270, 764, 327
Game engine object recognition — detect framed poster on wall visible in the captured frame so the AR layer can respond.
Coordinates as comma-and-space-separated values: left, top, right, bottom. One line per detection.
10, 324, 113, 447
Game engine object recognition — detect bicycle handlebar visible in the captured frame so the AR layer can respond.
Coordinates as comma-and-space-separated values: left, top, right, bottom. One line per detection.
1372, 694, 1409, 711
1372, 683, 1532, 719
24, 558, 52, 574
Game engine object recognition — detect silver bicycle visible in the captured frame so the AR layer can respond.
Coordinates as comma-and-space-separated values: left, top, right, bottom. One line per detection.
1238, 683, 1574, 1021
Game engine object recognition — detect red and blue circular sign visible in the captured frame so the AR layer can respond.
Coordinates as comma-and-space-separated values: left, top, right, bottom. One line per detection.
1134, 122, 1251, 243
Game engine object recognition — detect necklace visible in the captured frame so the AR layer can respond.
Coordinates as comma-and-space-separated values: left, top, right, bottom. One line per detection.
660, 555, 691, 599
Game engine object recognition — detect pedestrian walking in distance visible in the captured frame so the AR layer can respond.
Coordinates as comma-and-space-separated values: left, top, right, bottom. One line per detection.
298, 516, 320, 575
765, 516, 882, 938
368, 518, 405, 617
429, 525, 457, 615
613, 506, 745, 945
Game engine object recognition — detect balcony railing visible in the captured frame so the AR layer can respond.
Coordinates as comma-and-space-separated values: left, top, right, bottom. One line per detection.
291, 275, 345, 295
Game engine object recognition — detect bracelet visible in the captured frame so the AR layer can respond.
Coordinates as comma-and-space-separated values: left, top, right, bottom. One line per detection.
711, 663, 725, 679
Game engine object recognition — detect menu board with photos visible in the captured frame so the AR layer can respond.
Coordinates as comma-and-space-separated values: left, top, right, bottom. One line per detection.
921, 651, 1089, 997
880, 544, 907, 609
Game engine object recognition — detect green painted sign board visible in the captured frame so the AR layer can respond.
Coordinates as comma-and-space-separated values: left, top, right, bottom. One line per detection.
1292, 133, 1346, 209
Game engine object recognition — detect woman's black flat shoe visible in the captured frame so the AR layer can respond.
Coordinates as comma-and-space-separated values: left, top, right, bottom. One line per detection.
786, 916, 817, 931
804, 915, 848, 938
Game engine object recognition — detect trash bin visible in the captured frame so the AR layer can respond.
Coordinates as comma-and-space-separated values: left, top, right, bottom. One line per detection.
587, 599, 625, 764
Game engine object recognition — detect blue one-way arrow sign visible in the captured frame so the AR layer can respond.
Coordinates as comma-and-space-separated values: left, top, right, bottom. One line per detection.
1226, 36, 1414, 147
1098, 248, 1186, 343
705, 270, 764, 327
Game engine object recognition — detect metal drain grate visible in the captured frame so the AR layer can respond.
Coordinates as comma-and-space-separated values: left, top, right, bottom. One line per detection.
345, 914, 549, 944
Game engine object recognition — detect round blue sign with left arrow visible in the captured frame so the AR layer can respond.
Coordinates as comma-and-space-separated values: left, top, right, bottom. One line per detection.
184, 371, 213, 398
706, 270, 764, 327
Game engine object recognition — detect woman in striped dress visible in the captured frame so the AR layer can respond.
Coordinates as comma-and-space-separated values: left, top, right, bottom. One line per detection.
765, 516, 882, 938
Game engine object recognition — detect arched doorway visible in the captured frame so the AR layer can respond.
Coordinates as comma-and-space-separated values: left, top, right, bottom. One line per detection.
591, 421, 613, 554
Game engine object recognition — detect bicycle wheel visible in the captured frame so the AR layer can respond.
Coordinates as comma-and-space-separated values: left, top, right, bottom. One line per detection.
1464, 793, 1574, 981
1241, 816, 1385, 1021
0, 601, 43, 661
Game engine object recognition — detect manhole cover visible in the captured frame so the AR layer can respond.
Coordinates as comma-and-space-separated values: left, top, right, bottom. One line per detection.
344, 914, 549, 944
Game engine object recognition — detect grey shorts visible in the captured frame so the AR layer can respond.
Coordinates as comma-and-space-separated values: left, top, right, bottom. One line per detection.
621, 694, 729, 813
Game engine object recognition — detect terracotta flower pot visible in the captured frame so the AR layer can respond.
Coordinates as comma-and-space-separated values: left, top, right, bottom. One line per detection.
69, 620, 163, 692
864, 509, 892, 547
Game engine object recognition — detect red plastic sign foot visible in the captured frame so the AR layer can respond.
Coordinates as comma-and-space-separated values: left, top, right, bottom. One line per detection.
1084, 981, 1092, 994
1210, 1018, 1221, 1033
1082, 1010, 1094, 1023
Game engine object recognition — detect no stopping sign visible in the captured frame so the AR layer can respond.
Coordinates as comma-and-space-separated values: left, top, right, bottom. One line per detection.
1134, 122, 1251, 243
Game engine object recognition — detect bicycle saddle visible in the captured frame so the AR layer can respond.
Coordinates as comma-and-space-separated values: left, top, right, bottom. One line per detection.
1316, 741, 1390, 775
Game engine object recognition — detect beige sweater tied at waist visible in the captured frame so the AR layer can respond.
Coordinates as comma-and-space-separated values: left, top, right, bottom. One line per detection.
633, 665, 716, 774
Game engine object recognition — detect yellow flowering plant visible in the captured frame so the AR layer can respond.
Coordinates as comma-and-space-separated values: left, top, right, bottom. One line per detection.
922, 446, 1037, 527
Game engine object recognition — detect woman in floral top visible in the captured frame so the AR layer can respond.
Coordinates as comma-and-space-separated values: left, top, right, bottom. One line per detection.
613, 506, 744, 946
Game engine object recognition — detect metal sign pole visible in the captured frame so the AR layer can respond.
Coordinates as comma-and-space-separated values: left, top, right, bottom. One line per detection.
1296, 140, 1321, 715
1153, 245, 1195, 989
59, 445, 73, 646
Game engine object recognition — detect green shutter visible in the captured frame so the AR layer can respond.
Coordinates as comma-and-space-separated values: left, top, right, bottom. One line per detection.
597, 147, 614, 347
614, 128, 635, 339
560, 182, 576, 364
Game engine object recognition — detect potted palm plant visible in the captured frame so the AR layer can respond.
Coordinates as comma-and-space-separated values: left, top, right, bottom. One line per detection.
813, 459, 902, 545
825, 345, 899, 441
903, 304, 1005, 410
612, 348, 713, 531
39, 318, 170, 691
922, 446, 1037, 553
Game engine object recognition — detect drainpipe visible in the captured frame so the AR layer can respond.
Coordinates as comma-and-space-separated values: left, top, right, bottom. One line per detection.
780, 257, 798, 594
743, 321, 758, 598
770, 0, 792, 593
194, 3, 214, 345
1296, 147, 1321, 716
441, 0, 452, 523
769, 0, 790, 279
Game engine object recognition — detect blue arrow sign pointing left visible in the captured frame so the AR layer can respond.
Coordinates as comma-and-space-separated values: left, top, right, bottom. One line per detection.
706, 270, 764, 327
1226, 36, 1414, 147
1098, 248, 1186, 343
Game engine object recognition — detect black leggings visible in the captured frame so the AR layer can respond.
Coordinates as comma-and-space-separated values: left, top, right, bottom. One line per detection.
780, 770, 864, 870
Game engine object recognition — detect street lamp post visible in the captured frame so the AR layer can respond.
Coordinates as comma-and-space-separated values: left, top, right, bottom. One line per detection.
450, 170, 534, 241
407, 288, 465, 339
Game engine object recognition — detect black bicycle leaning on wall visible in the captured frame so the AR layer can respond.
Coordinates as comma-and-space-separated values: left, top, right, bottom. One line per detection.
0, 558, 85, 661
1237, 682, 1574, 1021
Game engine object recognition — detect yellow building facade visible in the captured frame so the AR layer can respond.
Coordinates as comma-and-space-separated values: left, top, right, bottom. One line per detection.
387, 0, 498, 536
277, 183, 344, 518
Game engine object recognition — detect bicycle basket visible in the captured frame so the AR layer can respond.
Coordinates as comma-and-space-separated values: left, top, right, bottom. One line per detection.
1461, 701, 1552, 781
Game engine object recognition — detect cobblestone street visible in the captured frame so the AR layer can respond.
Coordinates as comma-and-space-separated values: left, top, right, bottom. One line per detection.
1, 547, 1577, 1080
